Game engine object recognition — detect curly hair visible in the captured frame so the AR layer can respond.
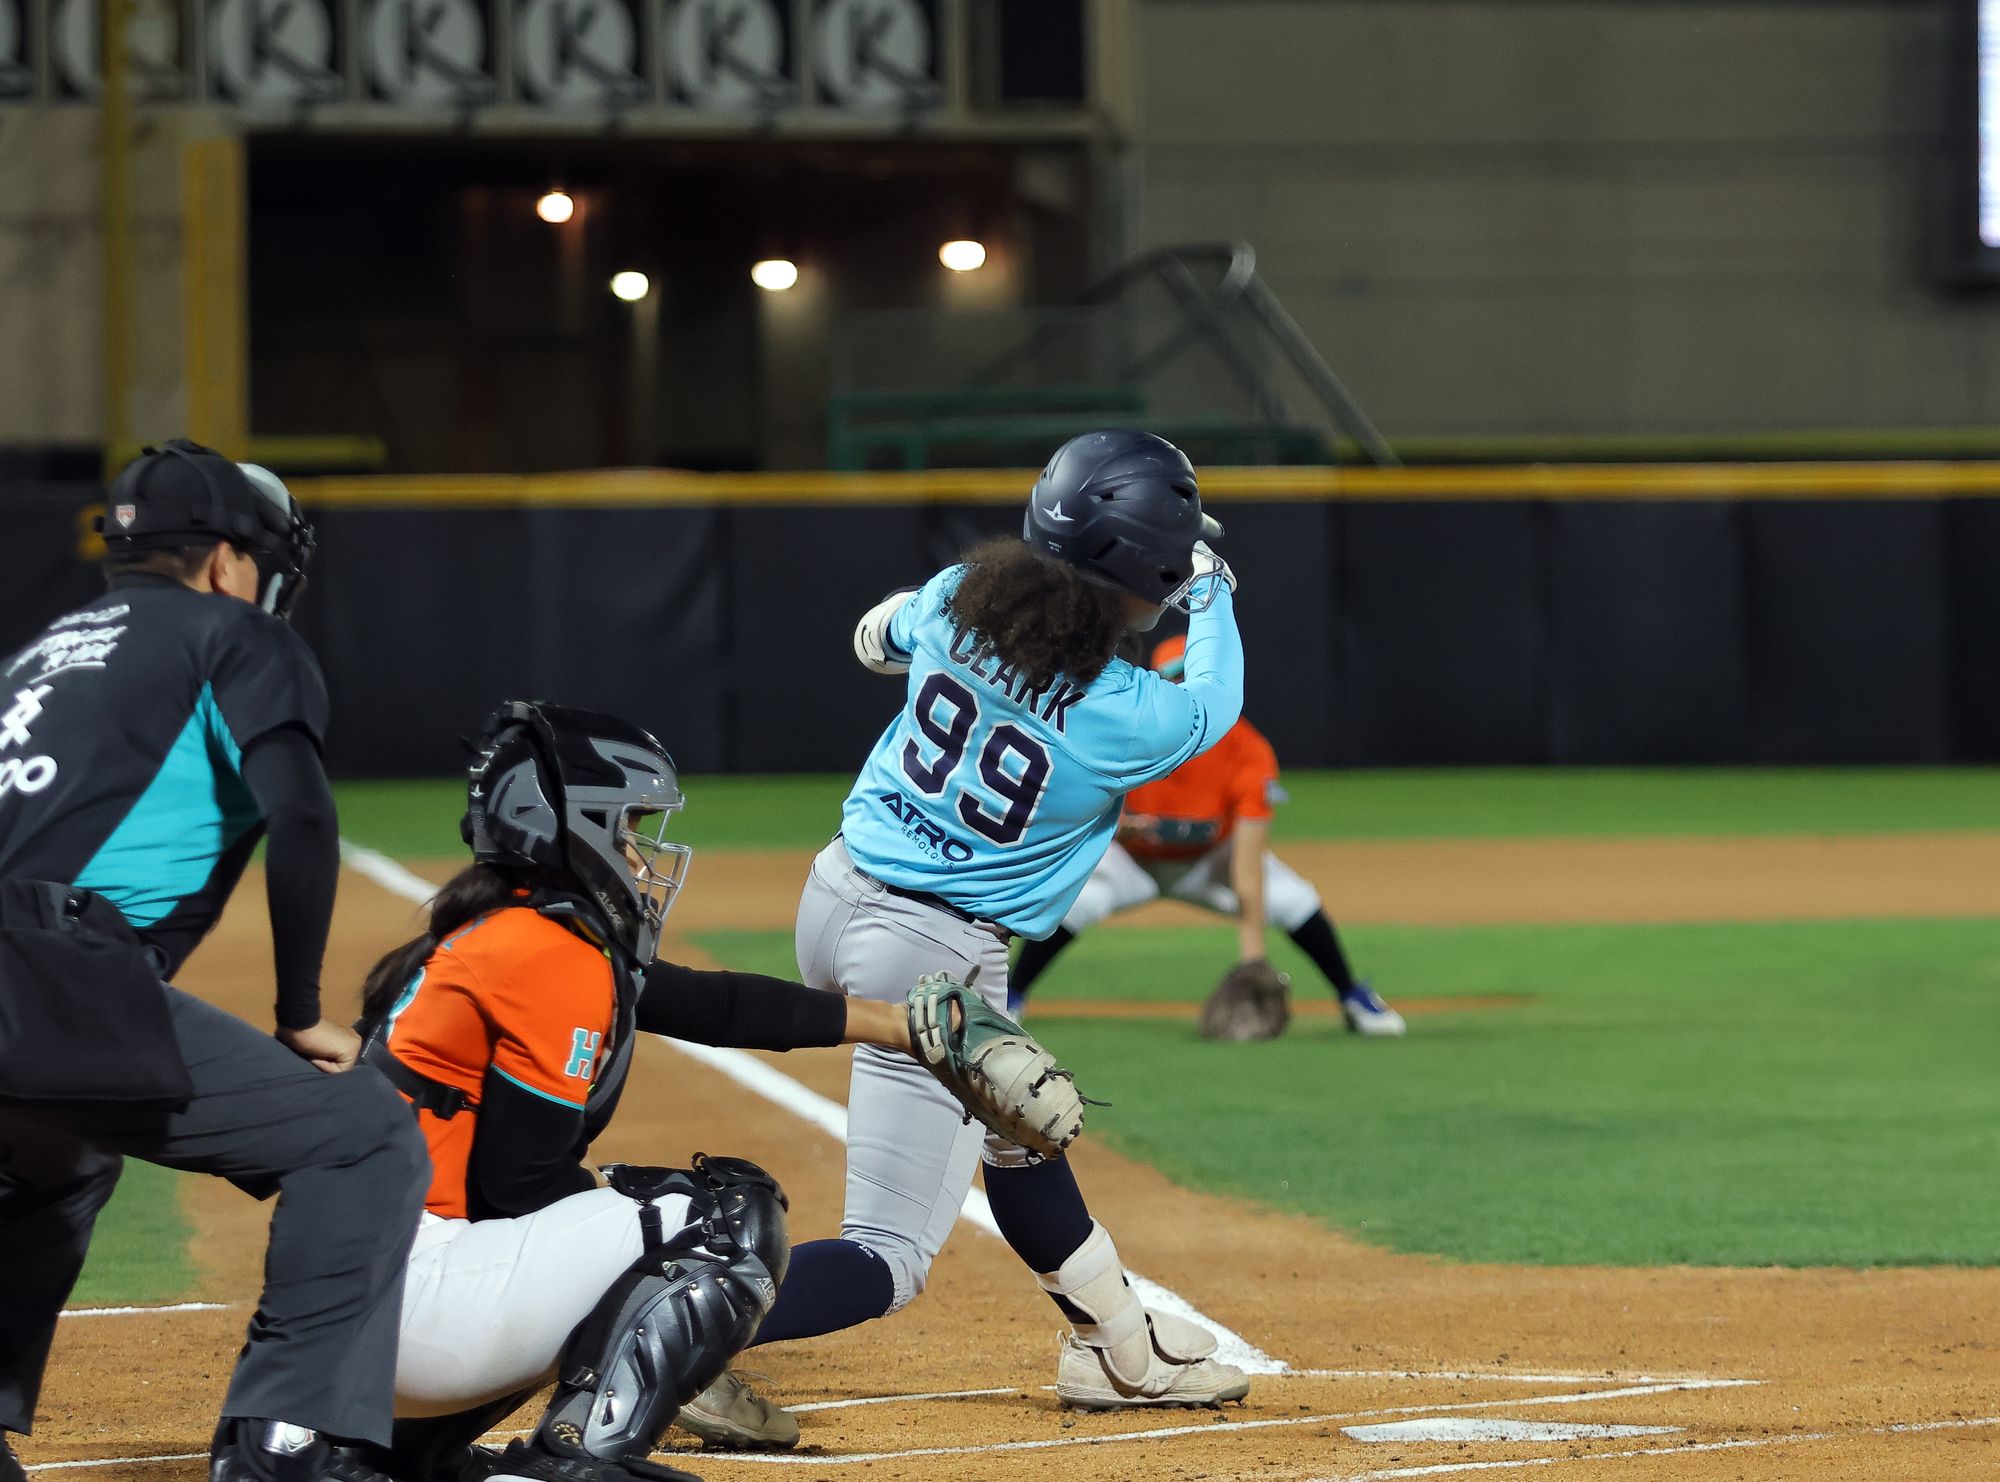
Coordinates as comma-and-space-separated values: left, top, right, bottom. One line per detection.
946, 538, 1132, 693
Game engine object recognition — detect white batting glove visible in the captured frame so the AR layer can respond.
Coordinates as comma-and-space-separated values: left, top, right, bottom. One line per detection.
854, 589, 917, 674
1191, 539, 1236, 595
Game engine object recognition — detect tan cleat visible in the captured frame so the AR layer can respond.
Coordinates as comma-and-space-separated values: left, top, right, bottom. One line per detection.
673, 1371, 800, 1451
1054, 1330, 1252, 1411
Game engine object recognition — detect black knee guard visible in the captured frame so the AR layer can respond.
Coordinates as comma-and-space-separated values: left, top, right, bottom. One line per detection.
688, 1152, 791, 1291
532, 1156, 789, 1466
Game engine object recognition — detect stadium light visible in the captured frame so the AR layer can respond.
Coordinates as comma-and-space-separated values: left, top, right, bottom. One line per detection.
610, 271, 651, 302
939, 239, 987, 273
536, 190, 576, 224
751, 258, 800, 292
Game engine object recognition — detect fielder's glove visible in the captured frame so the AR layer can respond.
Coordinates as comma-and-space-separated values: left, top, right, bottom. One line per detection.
1197, 958, 1291, 1042
906, 969, 1091, 1160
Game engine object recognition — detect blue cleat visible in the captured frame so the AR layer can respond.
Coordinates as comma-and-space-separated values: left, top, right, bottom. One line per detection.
1340, 982, 1406, 1037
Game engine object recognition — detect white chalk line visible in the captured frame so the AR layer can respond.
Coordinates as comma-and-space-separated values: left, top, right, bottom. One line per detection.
23, 1454, 208, 1474
770, 1373, 1726, 1416
787, 1386, 1021, 1414
478, 1387, 1028, 1444
29, 1413, 1992, 1478
344, 841, 1286, 1375
1288, 1370, 1718, 1386
58, 1303, 228, 1319
502, 1373, 1741, 1443
696, 1378, 1757, 1466
1314, 1413, 2000, 1481
338, 841, 445, 909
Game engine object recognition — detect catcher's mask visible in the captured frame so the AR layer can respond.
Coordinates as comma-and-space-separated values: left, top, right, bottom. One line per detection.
462, 700, 691, 966
97, 439, 315, 620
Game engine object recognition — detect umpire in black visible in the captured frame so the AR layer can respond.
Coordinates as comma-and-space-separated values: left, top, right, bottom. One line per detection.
0, 442, 430, 1482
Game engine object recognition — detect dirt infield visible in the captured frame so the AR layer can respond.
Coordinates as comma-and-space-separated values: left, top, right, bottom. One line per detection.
553, 831, 2000, 933
22, 834, 2000, 1481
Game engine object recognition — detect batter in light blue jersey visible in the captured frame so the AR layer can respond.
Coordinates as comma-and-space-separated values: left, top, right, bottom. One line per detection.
748, 431, 1254, 1420
838, 560, 1243, 939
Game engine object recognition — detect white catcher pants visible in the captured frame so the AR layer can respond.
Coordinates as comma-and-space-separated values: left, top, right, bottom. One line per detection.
1060, 840, 1324, 936
394, 1186, 694, 1418
794, 838, 1014, 1315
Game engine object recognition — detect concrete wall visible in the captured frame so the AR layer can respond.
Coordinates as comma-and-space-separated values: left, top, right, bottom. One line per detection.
0, 107, 191, 449
1131, 0, 1991, 437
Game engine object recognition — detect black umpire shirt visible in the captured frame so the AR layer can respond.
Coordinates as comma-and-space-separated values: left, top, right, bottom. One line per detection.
0, 575, 331, 1000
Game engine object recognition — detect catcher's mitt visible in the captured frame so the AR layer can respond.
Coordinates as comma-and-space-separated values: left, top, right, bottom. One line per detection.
907, 970, 1090, 1159
1197, 959, 1292, 1042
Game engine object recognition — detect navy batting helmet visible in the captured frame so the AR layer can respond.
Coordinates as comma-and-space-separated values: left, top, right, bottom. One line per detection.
99, 439, 315, 619
462, 700, 690, 967
1022, 430, 1209, 609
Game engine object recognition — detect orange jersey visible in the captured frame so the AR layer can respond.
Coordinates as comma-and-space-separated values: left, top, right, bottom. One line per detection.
1117, 718, 1280, 862
378, 906, 617, 1219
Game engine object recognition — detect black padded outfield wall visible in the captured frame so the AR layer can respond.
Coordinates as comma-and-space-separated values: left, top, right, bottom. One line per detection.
4, 472, 1997, 775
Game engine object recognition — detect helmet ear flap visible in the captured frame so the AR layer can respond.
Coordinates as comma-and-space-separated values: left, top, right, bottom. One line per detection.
464, 708, 565, 871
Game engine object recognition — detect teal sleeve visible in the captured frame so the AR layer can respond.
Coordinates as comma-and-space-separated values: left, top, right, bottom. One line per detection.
1108, 582, 1244, 789
1178, 580, 1244, 755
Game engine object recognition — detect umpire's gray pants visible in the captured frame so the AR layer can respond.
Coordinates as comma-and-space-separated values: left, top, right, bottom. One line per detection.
0, 984, 430, 1445
795, 839, 1012, 1314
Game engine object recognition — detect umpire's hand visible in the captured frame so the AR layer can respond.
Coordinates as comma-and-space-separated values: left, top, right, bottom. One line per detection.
277, 1018, 363, 1074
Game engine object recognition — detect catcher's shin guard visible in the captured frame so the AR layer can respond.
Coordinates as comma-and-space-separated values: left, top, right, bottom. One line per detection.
532, 1157, 788, 1466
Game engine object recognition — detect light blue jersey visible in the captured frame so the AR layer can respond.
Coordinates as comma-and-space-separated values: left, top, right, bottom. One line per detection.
840, 566, 1243, 938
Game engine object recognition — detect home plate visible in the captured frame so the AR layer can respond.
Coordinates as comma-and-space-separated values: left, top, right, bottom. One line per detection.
1343, 1419, 1681, 1444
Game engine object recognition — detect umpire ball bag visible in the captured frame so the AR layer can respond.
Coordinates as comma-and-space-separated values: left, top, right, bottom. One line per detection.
0, 880, 194, 1108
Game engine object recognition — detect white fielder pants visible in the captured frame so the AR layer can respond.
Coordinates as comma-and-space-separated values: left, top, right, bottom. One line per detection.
1060, 839, 1324, 935
394, 1186, 694, 1418
793, 838, 1013, 1314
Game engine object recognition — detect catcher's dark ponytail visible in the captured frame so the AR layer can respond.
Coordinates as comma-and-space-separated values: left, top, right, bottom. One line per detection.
355, 863, 519, 1033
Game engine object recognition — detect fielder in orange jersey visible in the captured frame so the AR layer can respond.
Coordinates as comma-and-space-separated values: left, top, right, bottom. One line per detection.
342, 701, 944, 1482
1008, 635, 1406, 1036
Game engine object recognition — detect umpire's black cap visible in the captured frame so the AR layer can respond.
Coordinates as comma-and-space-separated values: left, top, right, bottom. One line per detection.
98, 439, 316, 618
101, 440, 281, 550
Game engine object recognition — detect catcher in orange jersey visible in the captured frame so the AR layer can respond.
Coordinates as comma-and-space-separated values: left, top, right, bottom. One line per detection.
344, 701, 1073, 1482
1008, 635, 1405, 1037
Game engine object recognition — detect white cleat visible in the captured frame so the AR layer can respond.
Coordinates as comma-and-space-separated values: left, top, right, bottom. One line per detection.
1054, 1327, 1251, 1411
1341, 981, 1407, 1037
1039, 1222, 1251, 1411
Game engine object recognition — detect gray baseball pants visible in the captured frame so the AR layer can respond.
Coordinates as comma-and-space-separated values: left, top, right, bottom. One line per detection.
794, 838, 1015, 1313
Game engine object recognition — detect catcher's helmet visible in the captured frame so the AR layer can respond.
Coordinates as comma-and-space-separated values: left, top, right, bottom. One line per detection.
462, 700, 690, 967
98, 440, 315, 619
1022, 430, 1210, 611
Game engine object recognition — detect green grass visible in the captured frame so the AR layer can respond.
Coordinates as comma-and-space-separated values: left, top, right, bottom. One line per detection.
335, 768, 2000, 858
335, 775, 852, 857
1269, 768, 2000, 840
185, 767, 2000, 1277
692, 918, 2000, 1268
68, 1161, 197, 1306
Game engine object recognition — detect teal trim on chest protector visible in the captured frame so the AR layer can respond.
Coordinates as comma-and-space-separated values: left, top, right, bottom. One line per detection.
76, 683, 260, 928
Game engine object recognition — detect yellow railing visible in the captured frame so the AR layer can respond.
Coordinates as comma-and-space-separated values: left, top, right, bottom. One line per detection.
287, 461, 2000, 509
